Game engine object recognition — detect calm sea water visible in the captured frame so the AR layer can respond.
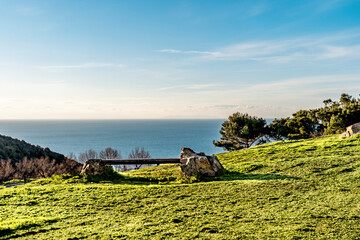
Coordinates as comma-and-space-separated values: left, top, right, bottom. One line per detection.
0, 120, 225, 158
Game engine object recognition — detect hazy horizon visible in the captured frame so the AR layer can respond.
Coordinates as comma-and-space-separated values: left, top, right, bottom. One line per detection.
1, 0, 360, 119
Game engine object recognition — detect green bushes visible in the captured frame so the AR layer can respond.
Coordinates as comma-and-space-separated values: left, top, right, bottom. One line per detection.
214, 93, 360, 151
270, 93, 360, 139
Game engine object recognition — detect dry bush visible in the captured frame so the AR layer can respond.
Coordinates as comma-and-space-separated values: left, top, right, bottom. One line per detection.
0, 156, 82, 183
75, 147, 152, 172
34, 157, 56, 178
57, 157, 83, 175
0, 159, 15, 182
66, 152, 77, 162
129, 147, 151, 170
100, 147, 120, 159
78, 149, 98, 164
99, 147, 124, 172
15, 157, 35, 183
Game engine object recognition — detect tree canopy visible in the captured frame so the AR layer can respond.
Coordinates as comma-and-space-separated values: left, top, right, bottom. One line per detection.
214, 93, 360, 151
213, 113, 269, 151
270, 93, 360, 140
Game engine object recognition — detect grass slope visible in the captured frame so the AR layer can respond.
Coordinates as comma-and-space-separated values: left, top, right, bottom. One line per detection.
1, 134, 360, 239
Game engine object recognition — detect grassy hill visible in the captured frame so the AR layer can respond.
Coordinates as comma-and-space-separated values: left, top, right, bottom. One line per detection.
1, 134, 360, 239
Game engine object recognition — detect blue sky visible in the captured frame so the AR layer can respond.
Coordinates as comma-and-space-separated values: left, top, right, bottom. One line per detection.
1, 0, 360, 119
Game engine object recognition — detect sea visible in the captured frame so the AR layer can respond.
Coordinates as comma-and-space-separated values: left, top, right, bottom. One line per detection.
0, 120, 225, 159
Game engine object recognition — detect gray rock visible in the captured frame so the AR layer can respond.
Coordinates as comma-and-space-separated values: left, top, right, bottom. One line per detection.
80, 159, 113, 176
180, 148, 224, 177
340, 122, 360, 139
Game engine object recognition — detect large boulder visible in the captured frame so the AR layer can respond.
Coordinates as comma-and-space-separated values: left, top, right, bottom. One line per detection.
180, 148, 224, 178
340, 123, 360, 139
81, 159, 113, 176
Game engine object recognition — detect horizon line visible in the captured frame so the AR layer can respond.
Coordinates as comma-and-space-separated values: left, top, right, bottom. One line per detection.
0, 118, 229, 121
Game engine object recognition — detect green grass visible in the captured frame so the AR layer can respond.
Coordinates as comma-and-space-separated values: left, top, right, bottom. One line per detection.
1, 134, 360, 239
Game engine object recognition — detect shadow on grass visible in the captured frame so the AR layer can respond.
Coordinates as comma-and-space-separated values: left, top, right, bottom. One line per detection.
203, 168, 300, 182
0, 229, 14, 240
34, 167, 299, 186
87, 167, 299, 184
1, 227, 62, 240
0, 219, 59, 240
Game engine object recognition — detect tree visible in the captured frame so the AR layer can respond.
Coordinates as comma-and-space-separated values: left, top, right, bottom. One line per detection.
33, 157, 56, 178
66, 152, 77, 162
99, 147, 123, 172
15, 157, 35, 183
99, 147, 120, 159
129, 147, 151, 170
78, 149, 98, 164
268, 93, 360, 139
285, 109, 322, 139
340, 93, 355, 106
213, 113, 269, 151
268, 118, 292, 141
0, 159, 15, 182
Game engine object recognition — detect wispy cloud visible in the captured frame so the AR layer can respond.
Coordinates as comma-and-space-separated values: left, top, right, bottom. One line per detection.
39, 62, 127, 70
247, 74, 360, 92
187, 83, 218, 89
159, 49, 182, 53
211, 104, 239, 109
155, 86, 178, 91
159, 49, 220, 55
155, 83, 219, 91
246, 2, 268, 17
159, 30, 360, 63
315, 0, 356, 12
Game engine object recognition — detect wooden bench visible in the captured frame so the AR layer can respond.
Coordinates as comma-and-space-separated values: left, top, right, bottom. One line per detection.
87, 158, 180, 165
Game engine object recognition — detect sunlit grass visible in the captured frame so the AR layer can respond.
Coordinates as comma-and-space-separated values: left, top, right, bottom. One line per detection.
1, 134, 360, 239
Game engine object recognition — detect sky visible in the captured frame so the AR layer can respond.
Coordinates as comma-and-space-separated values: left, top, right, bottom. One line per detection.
1, 0, 360, 119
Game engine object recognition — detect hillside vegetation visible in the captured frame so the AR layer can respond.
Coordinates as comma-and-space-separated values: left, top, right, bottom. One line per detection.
0, 134, 64, 163
0, 134, 82, 182
1, 134, 360, 239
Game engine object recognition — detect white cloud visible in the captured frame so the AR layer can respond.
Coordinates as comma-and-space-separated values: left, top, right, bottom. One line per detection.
159, 49, 182, 53
155, 86, 178, 91
159, 30, 360, 63
210, 38, 360, 62
38, 62, 127, 70
317, 45, 360, 59
186, 84, 218, 89
247, 74, 360, 91
155, 83, 219, 91
158, 49, 220, 55
211, 104, 239, 109
315, 0, 354, 12
246, 2, 268, 17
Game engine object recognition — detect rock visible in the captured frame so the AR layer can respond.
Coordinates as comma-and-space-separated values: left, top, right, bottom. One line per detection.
340, 123, 360, 139
80, 159, 113, 176
180, 148, 224, 177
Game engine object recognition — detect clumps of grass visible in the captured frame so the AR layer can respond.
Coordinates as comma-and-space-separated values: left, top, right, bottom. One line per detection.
82, 168, 125, 183
1, 178, 26, 185
0, 217, 60, 238
32, 174, 87, 185
126, 164, 182, 182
